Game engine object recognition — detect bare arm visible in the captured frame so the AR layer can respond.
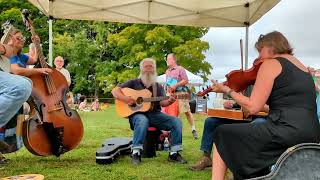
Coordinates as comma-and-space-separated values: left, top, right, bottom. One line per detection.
11, 64, 52, 77
27, 43, 38, 65
211, 59, 281, 115
229, 60, 281, 114
111, 87, 135, 105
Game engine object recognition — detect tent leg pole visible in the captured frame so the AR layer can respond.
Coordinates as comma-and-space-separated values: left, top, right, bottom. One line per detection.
245, 26, 249, 70
48, 18, 53, 66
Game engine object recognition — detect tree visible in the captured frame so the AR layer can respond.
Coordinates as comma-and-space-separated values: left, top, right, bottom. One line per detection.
98, 24, 211, 93
1, 1, 213, 96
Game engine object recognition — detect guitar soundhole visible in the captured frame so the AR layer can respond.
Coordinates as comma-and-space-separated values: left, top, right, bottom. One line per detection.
136, 97, 143, 105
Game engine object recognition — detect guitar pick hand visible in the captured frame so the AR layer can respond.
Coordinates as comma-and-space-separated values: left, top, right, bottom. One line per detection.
168, 94, 176, 104
125, 96, 136, 105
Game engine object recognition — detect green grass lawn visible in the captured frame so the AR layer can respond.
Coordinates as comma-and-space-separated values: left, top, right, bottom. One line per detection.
1, 106, 212, 179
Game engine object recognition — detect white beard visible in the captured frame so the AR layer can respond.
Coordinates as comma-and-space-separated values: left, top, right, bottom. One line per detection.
140, 72, 157, 88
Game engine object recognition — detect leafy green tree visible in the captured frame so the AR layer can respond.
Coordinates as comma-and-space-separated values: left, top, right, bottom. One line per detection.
1, 1, 213, 96
98, 24, 211, 93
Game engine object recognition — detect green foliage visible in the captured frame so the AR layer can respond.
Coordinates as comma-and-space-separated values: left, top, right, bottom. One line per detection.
105, 24, 212, 91
1, 1, 213, 96
0, 0, 49, 54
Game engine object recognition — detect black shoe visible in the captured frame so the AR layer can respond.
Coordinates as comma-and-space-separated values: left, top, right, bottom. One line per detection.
0, 156, 9, 165
131, 153, 141, 165
192, 130, 198, 140
168, 152, 187, 164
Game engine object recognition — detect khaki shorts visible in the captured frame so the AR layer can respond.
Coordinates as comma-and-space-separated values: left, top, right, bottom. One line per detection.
176, 92, 191, 113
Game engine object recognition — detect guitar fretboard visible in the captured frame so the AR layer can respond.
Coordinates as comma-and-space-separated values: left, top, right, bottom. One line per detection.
143, 94, 189, 102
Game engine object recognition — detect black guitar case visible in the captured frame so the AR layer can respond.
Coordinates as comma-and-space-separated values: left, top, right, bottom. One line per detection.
247, 143, 320, 180
96, 137, 132, 164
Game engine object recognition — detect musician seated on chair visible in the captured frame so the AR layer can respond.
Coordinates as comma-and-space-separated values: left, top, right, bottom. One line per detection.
112, 58, 187, 165
210, 31, 320, 180
0, 36, 32, 164
8, 28, 52, 76
189, 85, 268, 172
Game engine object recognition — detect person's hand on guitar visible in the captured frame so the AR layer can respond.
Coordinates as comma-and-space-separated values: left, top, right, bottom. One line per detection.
167, 94, 176, 105
125, 96, 136, 106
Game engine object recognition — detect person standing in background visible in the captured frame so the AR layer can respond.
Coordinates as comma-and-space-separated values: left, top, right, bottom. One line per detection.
165, 53, 198, 139
54, 56, 71, 87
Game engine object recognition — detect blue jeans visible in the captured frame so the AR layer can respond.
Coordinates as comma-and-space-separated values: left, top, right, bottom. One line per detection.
200, 117, 266, 154
0, 71, 32, 128
129, 111, 183, 152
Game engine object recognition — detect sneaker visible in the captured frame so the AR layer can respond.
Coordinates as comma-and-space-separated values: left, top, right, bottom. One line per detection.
189, 156, 212, 171
131, 153, 141, 165
168, 152, 187, 164
192, 130, 198, 139
0, 156, 9, 165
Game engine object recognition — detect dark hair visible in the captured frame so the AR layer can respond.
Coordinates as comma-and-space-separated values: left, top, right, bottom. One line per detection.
79, 95, 86, 102
255, 31, 293, 55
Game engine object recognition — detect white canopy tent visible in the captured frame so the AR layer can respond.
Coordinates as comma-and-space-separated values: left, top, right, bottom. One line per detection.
27, 0, 281, 67
157, 69, 204, 86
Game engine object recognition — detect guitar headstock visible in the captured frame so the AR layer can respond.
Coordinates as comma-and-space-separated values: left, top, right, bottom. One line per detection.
22, 9, 34, 33
1, 20, 14, 44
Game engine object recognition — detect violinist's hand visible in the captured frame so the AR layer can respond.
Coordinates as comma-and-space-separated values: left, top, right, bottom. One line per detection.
210, 80, 231, 94
223, 100, 234, 109
242, 108, 251, 118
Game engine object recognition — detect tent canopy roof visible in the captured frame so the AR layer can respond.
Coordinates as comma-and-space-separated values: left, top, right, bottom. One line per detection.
28, 0, 280, 27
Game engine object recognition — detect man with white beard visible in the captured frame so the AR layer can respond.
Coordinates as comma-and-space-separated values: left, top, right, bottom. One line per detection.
112, 58, 187, 165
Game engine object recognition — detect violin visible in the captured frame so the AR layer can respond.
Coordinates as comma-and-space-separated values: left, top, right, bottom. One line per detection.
197, 58, 264, 96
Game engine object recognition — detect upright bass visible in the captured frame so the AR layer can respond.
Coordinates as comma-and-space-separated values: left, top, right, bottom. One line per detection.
21, 9, 83, 157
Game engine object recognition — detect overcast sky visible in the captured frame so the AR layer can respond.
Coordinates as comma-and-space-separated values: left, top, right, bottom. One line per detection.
201, 0, 320, 81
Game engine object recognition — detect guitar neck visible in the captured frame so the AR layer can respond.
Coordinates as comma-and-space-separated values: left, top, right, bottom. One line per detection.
143, 96, 169, 102
143, 94, 189, 102
30, 29, 47, 68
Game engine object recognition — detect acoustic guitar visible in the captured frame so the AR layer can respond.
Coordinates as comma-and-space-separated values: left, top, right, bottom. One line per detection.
115, 88, 190, 118
207, 108, 268, 121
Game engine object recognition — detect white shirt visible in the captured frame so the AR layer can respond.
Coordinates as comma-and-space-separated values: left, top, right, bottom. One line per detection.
56, 67, 71, 86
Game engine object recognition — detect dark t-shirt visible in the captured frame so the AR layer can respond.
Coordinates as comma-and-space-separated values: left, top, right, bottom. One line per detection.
118, 78, 165, 112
